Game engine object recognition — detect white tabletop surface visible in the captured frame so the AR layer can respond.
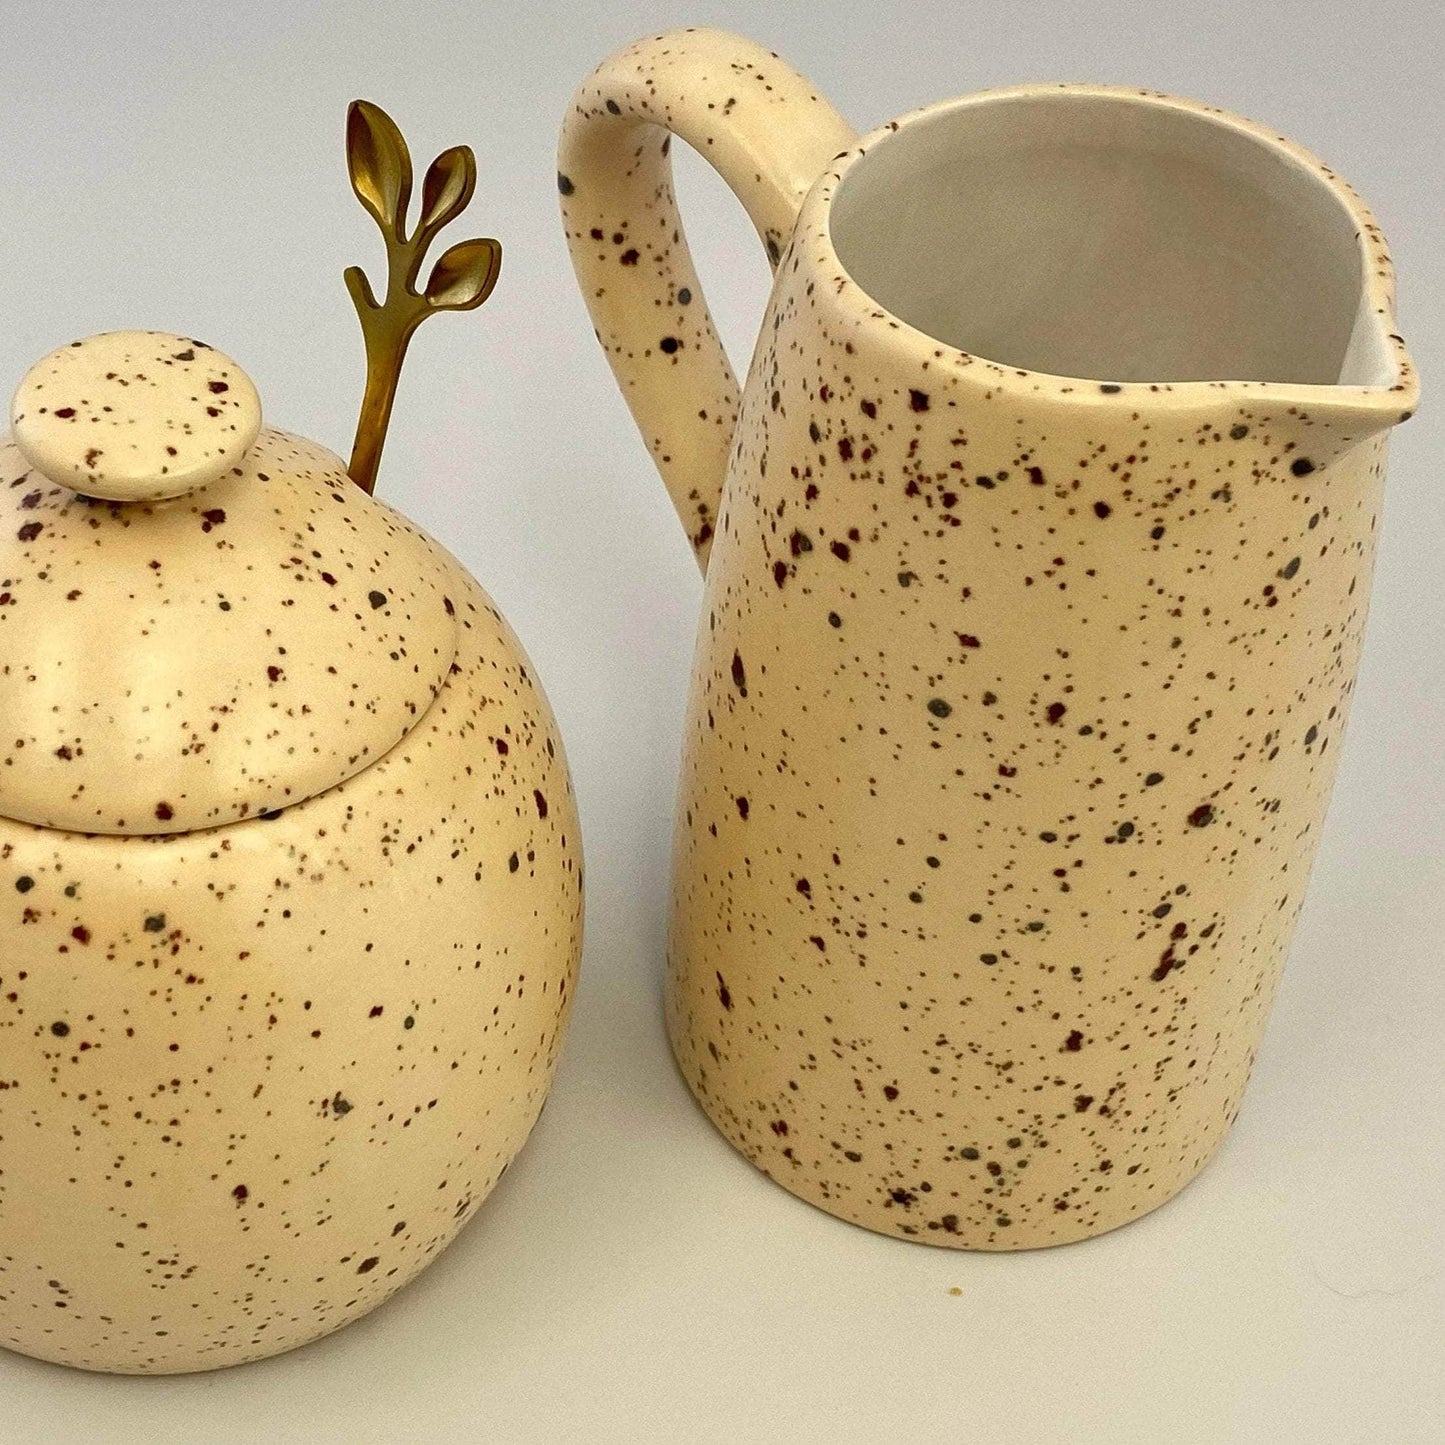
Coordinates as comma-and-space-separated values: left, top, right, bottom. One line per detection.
0, 0, 1440, 1440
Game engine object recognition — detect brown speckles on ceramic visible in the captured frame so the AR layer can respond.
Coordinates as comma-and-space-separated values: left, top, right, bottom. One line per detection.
0, 337, 583, 1371
0, 419, 456, 834
558, 29, 856, 567
11, 332, 261, 503
561, 31, 1417, 1249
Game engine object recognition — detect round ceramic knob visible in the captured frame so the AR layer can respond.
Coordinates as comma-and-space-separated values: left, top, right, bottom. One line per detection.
9, 330, 262, 502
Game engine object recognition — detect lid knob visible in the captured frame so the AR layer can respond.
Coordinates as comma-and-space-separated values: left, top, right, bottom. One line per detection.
10, 331, 262, 502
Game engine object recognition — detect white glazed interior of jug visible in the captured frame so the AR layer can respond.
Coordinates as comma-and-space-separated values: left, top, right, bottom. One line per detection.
827, 91, 1395, 387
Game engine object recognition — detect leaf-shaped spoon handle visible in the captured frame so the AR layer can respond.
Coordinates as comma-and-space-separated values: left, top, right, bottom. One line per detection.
426, 238, 502, 310
347, 101, 412, 242
417, 146, 477, 249
343, 100, 502, 496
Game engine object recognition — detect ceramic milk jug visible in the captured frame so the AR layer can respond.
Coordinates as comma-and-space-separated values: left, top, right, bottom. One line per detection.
0, 107, 581, 1373
560, 30, 1418, 1248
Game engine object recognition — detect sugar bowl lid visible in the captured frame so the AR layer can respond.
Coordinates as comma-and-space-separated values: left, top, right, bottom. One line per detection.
0, 331, 458, 834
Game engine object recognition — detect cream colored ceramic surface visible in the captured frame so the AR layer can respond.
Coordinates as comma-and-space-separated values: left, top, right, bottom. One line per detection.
12, 333, 261, 502
0, 338, 582, 1371
0, 334, 457, 835
560, 30, 1417, 1249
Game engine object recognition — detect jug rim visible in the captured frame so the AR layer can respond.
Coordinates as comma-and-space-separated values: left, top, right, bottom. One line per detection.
807, 82, 1418, 423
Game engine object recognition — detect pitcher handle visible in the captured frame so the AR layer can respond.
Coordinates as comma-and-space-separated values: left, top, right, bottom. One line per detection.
558, 30, 856, 571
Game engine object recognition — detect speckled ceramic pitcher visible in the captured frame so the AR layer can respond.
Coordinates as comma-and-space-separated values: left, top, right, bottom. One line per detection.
560, 29, 1418, 1248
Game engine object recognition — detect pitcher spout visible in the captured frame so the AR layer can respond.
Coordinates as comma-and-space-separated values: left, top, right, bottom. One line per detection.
1278, 283, 1419, 447
1250, 296, 1418, 469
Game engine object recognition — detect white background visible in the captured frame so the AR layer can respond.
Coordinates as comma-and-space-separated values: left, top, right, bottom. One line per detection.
0, 1, 1440, 1440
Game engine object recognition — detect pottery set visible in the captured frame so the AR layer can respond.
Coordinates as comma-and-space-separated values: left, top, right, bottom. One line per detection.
0, 26, 1418, 1373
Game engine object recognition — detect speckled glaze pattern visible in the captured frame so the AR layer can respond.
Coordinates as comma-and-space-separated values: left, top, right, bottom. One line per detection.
0, 337, 582, 1370
11, 333, 261, 503
560, 31, 1417, 1248
0, 418, 458, 835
